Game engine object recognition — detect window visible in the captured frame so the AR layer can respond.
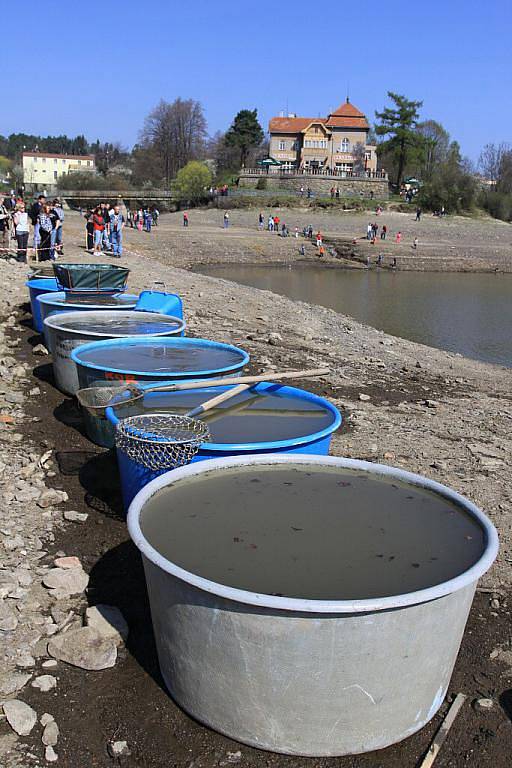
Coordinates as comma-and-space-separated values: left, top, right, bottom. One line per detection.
87, 160, 91, 166
340, 138, 350, 153
279, 140, 286, 151
54, 171, 58, 180
54, 159, 57, 164
42, 157, 46, 163
78, 159, 82, 165
62, 159, 66, 164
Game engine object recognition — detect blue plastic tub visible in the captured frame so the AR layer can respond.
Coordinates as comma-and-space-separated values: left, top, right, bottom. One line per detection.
26, 278, 59, 332
72, 337, 250, 447
37, 292, 139, 347
135, 290, 183, 320
106, 381, 342, 509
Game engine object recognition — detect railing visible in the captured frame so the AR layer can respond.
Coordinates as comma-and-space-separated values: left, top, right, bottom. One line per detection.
242, 168, 388, 180
59, 189, 175, 199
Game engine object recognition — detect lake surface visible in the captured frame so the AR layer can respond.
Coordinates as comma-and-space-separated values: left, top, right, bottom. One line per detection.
197, 264, 512, 367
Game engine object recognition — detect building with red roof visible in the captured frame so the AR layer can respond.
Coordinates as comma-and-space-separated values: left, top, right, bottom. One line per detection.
268, 99, 377, 173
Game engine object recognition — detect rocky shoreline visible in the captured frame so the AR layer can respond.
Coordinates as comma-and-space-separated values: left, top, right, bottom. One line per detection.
0, 214, 511, 766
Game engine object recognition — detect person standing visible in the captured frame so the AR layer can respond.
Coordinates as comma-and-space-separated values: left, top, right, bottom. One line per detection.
274, 215, 280, 232
137, 209, 143, 231
145, 210, 153, 232
51, 199, 64, 257
413, 237, 418, 250
268, 215, 274, 232
93, 206, 105, 255
258, 212, 264, 230
100, 202, 111, 251
223, 211, 230, 228
153, 208, 159, 226
366, 222, 372, 240
183, 212, 189, 227
29, 194, 45, 257
85, 210, 94, 252
395, 231, 401, 244
381, 224, 387, 240
300, 185, 304, 197
13, 201, 29, 262
415, 207, 421, 221
48, 203, 61, 260
37, 203, 54, 261
0, 197, 10, 255
109, 204, 125, 257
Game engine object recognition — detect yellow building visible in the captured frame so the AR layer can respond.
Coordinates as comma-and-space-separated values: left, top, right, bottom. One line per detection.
22, 151, 96, 191
269, 99, 377, 173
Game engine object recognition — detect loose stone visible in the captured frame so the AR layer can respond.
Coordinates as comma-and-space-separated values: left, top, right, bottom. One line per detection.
47, 627, 117, 671
31, 674, 57, 692
85, 605, 129, 646
63, 510, 88, 523
45, 745, 58, 762
108, 740, 131, 757
42, 719, 59, 747
2, 699, 38, 736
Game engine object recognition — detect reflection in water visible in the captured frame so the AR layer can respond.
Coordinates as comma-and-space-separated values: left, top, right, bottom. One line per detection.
197, 265, 512, 367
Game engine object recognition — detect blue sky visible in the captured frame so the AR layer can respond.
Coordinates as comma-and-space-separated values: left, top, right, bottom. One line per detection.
5, 0, 509, 162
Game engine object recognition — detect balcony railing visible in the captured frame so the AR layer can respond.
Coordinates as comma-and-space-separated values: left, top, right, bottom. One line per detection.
242, 168, 388, 180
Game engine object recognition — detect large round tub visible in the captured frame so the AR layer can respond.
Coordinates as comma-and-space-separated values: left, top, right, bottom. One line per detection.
107, 382, 342, 506
26, 277, 59, 332
37, 292, 139, 347
44, 311, 186, 395
128, 454, 498, 756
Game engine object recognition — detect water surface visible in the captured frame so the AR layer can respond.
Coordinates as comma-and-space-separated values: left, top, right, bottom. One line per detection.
197, 264, 512, 367
78, 340, 245, 372
141, 464, 484, 600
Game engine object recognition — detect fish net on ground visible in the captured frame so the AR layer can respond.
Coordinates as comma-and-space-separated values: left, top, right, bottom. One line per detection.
115, 414, 210, 471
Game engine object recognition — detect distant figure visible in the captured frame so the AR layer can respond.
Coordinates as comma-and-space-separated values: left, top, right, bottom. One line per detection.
366, 255, 371, 268
300, 243, 305, 256
85, 210, 94, 252
392, 257, 397, 268
335, 187, 340, 199
366, 223, 372, 240
307, 187, 312, 199
13, 201, 29, 262
395, 231, 402, 244
153, 208, 159, 226
308, 224, 313, 239
258, 212, 264, 230
413, 237, 418, 249
316, 231, 323, 248
183, 212, 189, 227
381, 225, 387, 240
415, 208, 422, 221
268, 215, 274, 231
109, 204, 125, 257
92, 206, 105, 255
300, 185, 304, 197
223, 211, 230, 228
318, 244, 325, 258
274, 215, 280, 232
294, 227, 299, 238
377, 253, 384, 266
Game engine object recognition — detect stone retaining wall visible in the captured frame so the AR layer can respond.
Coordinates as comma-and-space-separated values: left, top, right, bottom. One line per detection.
238, 173, 389, 199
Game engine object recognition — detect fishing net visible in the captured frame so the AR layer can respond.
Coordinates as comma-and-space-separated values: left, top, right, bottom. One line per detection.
115, 413, 210, 471
76, 385, 139, 418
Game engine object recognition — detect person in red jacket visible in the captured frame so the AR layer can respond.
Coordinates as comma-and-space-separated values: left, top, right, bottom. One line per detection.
93, 206, 105, 255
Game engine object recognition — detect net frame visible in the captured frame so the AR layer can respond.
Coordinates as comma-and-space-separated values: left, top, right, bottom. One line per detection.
115, 413, 210, 471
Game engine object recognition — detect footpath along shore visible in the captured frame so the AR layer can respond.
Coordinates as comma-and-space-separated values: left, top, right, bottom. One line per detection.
0, 210, 511, 767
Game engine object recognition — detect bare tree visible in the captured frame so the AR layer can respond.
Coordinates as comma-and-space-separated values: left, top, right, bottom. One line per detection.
415, 120, 450, 180
479, 142, 511, 184
352, 142, 366, 174
140, 98, 207, 185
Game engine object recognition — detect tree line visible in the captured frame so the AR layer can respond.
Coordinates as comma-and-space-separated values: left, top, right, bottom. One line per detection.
2, 94, 511, 221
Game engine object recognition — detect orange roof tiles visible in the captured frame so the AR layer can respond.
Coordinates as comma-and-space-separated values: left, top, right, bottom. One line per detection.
270, 101, 369, 133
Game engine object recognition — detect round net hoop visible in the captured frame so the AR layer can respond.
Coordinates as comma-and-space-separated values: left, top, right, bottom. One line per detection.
115, 413, 210, 471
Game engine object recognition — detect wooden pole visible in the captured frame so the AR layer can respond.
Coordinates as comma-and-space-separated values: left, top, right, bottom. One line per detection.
418, 693, 467, 768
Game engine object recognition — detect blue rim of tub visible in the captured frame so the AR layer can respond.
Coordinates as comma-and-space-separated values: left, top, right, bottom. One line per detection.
71, 337, 250, 378
36, 291, 139, 311
106, 381, 342, 452
26, 277, 59, 289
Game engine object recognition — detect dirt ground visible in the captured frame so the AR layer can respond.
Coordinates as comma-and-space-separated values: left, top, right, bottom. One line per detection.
1, 208, 512, 766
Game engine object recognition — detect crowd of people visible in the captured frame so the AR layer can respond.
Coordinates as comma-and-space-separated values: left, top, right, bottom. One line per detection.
83, 204, 158, 257
0, 193, 64, 262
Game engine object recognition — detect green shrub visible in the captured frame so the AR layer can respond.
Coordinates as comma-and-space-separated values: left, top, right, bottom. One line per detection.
256, 177, 268, 190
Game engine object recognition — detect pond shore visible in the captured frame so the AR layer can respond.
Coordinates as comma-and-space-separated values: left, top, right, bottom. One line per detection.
0, 210, 511, 767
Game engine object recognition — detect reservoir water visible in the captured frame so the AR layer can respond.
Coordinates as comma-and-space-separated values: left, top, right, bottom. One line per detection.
197, 264, 512, 367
